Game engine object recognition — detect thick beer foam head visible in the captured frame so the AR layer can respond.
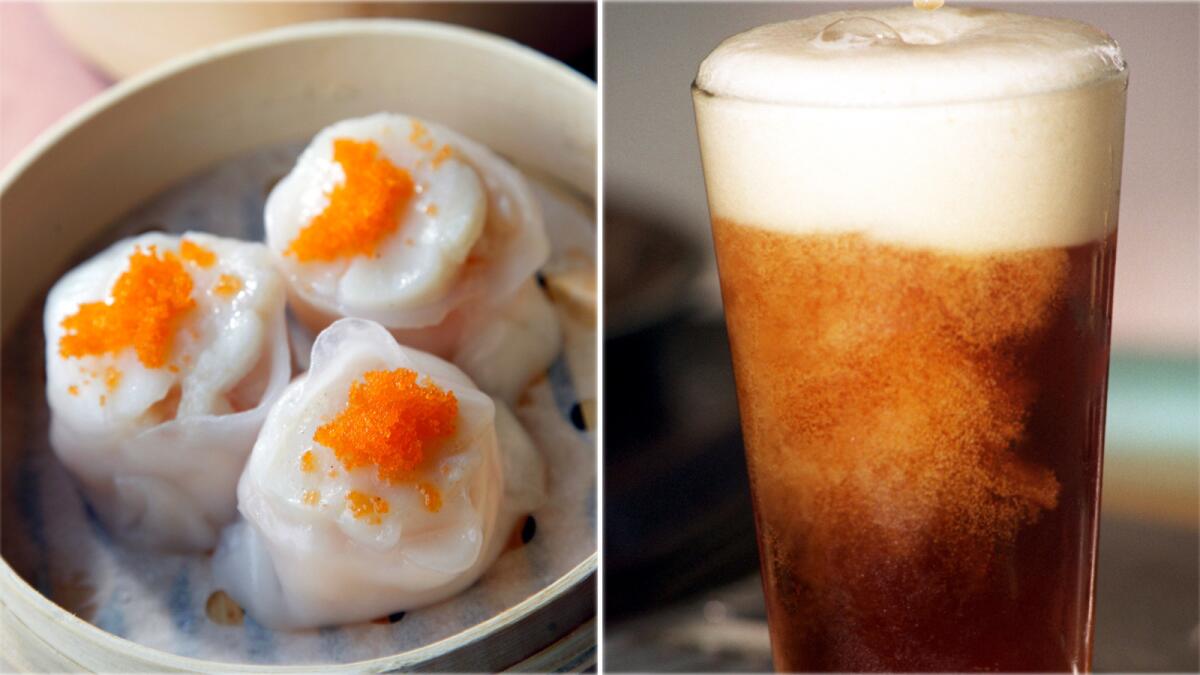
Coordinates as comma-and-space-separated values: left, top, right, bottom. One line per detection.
697, 7, 1125, 106
693, 8, 1128, 252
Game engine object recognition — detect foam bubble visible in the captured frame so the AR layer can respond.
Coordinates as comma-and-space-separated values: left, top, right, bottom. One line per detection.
696, 7, 1125, 107
693, 8, 1127, 252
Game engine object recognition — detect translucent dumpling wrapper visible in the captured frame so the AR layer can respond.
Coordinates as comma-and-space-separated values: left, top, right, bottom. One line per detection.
43, 232, 291, 551
265, 112, 561, 403
213, 319, 546, 629
393, 279, 563, 404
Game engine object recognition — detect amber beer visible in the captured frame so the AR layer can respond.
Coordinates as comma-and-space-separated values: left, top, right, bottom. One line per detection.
693, 7, 1127, 672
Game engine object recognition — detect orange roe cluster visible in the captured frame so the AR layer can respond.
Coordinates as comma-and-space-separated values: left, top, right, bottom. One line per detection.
409, 120, 435, 152
59, 246, 196, 369
346, 490, 389, 524
104, 366, 122, 392
212, 273, 243, 297
299, 449, 317, 473
410, 120, 454, 169
285, 138, 415, 262
417, 481, 443, 513
314, 368, 458, 483
431, 145, 453, 168
179, 239, 216, 268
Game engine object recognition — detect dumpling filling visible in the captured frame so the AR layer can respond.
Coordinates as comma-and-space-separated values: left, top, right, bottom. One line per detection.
44, 232, 290, 551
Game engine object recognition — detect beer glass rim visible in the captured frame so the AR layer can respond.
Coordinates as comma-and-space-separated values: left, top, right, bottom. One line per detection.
690, 66, 1128, 111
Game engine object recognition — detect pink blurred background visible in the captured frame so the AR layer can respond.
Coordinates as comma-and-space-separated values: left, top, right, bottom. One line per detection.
0, 4, 110, 167
0, 2, 595, 167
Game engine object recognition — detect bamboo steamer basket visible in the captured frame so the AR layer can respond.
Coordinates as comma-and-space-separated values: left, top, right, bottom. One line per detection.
0, 20, 596, 671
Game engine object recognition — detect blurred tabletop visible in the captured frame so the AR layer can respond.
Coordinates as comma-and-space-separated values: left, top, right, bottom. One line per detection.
606, 513, 1200, 672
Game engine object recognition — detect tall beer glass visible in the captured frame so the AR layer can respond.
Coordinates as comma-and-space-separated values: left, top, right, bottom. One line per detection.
692, 7, 1127, 671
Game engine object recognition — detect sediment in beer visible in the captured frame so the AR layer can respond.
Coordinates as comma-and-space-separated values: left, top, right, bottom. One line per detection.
694, 7, 1126, 671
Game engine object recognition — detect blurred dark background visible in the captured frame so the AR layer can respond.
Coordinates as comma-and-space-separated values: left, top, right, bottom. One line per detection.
603, 2, 1199, 672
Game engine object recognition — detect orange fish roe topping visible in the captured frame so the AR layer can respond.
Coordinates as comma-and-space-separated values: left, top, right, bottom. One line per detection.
67, 385, 79, 396
346, 490, 390, 525
285, 138, 415, 262
59, 246, 196, 369
314, 368, 458, 483
104, 366, 122, 392
302, 490, 321, 506
431, 145, 453, 169
417, 482, 443, 513
299, 450, 317, 473
423, 203, 439, 216
212, 273, 243, 297
179, 239, 217, 268
409, 120, 435, 152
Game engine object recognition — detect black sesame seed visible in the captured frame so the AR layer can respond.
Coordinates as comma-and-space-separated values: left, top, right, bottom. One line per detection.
521, 515, 537, 544
569, 402, 586, 430
535, 272, 548, 289
387, 611, 406, 624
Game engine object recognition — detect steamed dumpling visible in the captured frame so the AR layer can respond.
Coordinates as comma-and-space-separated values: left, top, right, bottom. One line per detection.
447, 280, 562, 404
213, 319, 545, 629
44, 232, 290, 551
264, 112, 560, 402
